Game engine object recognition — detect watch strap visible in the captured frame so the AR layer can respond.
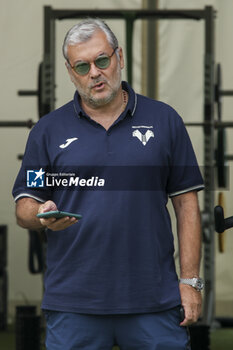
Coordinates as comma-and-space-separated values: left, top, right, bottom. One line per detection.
179, 277, 204, 291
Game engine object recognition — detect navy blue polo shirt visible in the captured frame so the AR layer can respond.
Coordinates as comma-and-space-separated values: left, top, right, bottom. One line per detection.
13, 81, 204, 314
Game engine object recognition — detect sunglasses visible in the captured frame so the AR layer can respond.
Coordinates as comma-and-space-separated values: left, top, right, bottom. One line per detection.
70, 47, 118, 76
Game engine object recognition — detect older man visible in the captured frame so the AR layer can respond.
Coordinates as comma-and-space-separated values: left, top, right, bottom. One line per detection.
13, 19, 204, 350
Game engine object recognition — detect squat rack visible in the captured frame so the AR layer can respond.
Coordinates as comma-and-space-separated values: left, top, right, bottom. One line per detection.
39, 6, 216, 328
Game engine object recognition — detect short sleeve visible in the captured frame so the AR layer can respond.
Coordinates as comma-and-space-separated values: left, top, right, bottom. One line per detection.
12, 125, 52, 202
166, 114, 204, 197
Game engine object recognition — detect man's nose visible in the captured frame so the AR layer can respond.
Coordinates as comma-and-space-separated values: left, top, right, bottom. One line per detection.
89, 62, 101, 78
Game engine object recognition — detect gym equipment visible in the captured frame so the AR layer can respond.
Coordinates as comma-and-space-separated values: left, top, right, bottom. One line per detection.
15, 4, 218, 340
28, 230, 44, 274
215, 63, 233, 118
18, 62, 48, 119
189, 325, 210, 350
214, 63, 232, 189
185, 118, 232, 189
0, 271, 7, 331
15, 305, 41, 350
217, 193, 225, 252
185, 63, 233, 188
2, 5, 231, 350
27, 9, 219, 349
214, 205, 233, 233
0, 225, 7, 271
214, 205, 233, 329
0, 225, 7, 331
0, 120, 35, 128
216, 127, 227, 188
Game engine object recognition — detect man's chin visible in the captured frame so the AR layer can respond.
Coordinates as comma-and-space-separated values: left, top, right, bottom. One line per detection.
89, 92, 116, 108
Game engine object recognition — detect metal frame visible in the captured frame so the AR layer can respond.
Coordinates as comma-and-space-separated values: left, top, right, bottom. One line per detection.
42, 6, 216, 326
202, 7, 215, 325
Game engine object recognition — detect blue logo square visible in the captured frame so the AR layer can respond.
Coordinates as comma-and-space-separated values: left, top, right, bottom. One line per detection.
27, 168, 45, 187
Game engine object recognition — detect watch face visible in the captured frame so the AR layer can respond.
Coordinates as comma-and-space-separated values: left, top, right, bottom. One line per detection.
195, 278, 204, 290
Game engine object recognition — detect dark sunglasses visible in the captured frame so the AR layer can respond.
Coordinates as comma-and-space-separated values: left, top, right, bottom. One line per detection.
70, 47, 118, 76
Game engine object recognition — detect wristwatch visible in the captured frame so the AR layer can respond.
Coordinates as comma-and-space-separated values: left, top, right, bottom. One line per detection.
179, 277, 204, 291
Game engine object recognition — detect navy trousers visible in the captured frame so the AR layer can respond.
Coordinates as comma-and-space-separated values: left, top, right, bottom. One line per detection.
44, 306, 190, 350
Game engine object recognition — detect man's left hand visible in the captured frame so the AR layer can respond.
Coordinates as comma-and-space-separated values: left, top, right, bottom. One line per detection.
179, 283, 202, 326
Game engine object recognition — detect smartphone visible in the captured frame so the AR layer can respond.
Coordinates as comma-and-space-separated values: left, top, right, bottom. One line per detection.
179, 306, 185, 322
37, 210, 82, 220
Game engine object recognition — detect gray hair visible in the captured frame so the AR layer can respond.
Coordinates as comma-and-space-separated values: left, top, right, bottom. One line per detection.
62, 18, 119, 60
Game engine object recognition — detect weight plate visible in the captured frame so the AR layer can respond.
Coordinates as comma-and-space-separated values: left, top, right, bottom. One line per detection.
217, 128, 227, 188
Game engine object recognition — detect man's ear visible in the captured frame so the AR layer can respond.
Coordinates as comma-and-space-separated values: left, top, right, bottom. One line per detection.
118, 47, 124, 70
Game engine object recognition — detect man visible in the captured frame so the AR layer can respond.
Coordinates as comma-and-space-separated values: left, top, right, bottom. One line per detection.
13, 19, 204, 350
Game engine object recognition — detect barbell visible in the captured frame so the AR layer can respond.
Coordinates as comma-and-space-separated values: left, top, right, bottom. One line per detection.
0, 120, 35, 128
185, 121, 233, 128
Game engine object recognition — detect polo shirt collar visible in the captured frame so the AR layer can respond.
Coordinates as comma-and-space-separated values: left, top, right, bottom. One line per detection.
73, 81, 137, 119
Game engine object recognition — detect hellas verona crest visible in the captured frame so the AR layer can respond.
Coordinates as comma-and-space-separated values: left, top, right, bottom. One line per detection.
132, 125, 154, 146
